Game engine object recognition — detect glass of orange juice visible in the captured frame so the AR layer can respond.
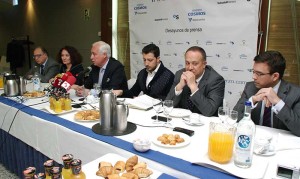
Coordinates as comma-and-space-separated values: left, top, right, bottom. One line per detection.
208, 122, 236, 164
0, 74, 3, 88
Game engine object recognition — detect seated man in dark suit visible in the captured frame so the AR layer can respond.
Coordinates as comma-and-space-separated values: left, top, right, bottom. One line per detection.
75, 41, 128, 97
113, 44, 174, 100
25, 46, 60, 83
166, 46, 225, 117
233, 51, 300, 137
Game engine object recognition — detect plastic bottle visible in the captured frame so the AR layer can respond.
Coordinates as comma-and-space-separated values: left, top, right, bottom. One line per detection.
59, 94, 65, 110
44, 159, 54, 179
35, 173, 46, 179
54, 96, 62, 113
61, 154, 73, 179
32, 66, 41, 91
234, 101, 256, 168
70, 159, 86, 179
64, 93, 72, 111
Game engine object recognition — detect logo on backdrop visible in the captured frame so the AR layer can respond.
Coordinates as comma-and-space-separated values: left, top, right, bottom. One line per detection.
187, 9, 206, 22
173, 14, 179, 20
134, 4, 147, 15
217, 1, 237, 4
239, 54, 247, 59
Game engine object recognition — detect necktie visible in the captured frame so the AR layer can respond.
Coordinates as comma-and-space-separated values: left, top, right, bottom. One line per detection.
98, 68, 105, 85
263, 106, 271, 127
186, 89, 194, 110
40, 65, 44, 75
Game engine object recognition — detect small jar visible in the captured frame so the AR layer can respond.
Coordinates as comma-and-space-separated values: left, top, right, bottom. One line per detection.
23, 166, 36, 179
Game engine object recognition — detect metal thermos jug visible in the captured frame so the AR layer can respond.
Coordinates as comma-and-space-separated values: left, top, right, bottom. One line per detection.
3, 72, 10, 95
113, 101, 129, 132
19, 76, 26, 95
99, 90, 116, 130
4, 74, 19, 96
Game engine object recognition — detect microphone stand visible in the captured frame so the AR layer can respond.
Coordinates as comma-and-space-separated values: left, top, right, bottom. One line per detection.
78, 73, 88, 104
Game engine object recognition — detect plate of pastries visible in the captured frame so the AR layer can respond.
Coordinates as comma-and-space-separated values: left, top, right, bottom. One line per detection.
96, 155, 153, 178
152, 132, 190, 148
74, 110, 100, 122
23, 91, 46, 98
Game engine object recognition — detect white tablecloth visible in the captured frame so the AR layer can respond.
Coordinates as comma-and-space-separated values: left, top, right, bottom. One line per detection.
1, 86, 300, 179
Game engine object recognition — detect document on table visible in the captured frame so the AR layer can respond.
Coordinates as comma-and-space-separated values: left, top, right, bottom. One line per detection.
125, 95, 160, 110
191, 153, 269, 179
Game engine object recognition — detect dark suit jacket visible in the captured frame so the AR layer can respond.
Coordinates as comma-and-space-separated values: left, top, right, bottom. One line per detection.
233, 80, 300, 137
122, 62, 174, 100
59, 64, 84, 86
166, 65, 225, 117
84, 57, 128, 91
25, 57, 60, 83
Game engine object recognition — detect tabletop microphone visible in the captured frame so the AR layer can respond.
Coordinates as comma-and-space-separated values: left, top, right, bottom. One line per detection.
78, 66, 92, 76
60, 75, 77, 92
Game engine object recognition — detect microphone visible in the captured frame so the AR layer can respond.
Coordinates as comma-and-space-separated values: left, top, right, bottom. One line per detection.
60, 75, 77, 92
78, 67, 92, 76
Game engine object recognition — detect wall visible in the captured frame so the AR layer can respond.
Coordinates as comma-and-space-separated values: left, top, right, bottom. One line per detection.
0, 0, 101, 75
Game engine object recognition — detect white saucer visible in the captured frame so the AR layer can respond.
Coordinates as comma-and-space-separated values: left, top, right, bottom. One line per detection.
254, 145, 276, 156
183, 120, 204, 126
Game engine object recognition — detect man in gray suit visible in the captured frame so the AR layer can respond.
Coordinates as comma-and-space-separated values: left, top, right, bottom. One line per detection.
234, 51, 300, 137
25, 46, 60, 83
166, 46, 225, 117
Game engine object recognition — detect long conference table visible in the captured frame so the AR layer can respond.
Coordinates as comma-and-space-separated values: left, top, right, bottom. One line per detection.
1, 85, 300, 179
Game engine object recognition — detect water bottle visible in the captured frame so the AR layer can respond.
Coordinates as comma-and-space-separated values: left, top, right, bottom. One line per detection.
32, 66, 41, 91
234, 101, 256, 168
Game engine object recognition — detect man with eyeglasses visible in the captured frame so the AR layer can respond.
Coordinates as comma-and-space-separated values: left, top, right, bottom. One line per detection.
234, 51, 300, 137
166, 46, 225, 117
25, 46, 59, 82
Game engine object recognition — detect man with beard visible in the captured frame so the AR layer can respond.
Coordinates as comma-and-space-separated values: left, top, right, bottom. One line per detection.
233, 51, 300, 137
113, 44, 174, 100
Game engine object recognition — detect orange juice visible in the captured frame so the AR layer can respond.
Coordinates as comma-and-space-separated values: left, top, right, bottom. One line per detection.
0, 75, 3, 88
208, 132, 234, 164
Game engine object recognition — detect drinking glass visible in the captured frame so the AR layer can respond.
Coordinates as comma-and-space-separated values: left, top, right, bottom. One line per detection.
163, 100, 173, 127
93, 83, 101, 100
218, 107, 229, 123
227, 110, 238, 126
152, 99, 162, 124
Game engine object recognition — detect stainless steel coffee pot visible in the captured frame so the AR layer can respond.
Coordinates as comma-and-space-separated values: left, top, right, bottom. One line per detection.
113, 101, 129, 132
19, 76, 26, 95
4, 74, 19, 96
99, 90, 116, 130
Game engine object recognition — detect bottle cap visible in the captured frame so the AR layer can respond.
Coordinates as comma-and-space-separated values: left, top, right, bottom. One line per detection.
71, 159, 82, 166
23, 166, 36, 177
44, 159, 54, 167
245, 101, 252, 106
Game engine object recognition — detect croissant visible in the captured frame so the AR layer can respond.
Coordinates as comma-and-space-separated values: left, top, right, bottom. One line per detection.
133, 162, 147, 170
133, 167, 153, 178
113, 160, 125, 174
125, 155, 138, 172
121, 172, 139, 179
96, 166, 114, 177
98, 161, 113, 169
107, 174, 127, 179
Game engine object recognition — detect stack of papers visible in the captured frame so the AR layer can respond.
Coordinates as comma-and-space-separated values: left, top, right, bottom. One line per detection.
125, 94, 160, 110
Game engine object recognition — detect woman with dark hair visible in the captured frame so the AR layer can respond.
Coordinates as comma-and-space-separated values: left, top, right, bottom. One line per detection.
56, 46, 84, 86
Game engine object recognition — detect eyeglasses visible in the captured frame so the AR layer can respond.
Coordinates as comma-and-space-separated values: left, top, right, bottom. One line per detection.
252, 70, 271, 77
33, 54, 44, 59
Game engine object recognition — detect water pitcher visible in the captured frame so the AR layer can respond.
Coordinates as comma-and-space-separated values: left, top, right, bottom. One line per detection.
113, 101, 129, 132
99, 90, 116, 130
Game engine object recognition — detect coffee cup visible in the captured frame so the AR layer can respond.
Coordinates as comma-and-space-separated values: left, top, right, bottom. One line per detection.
254, 138, 271, 154
189, 113, 200, 124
